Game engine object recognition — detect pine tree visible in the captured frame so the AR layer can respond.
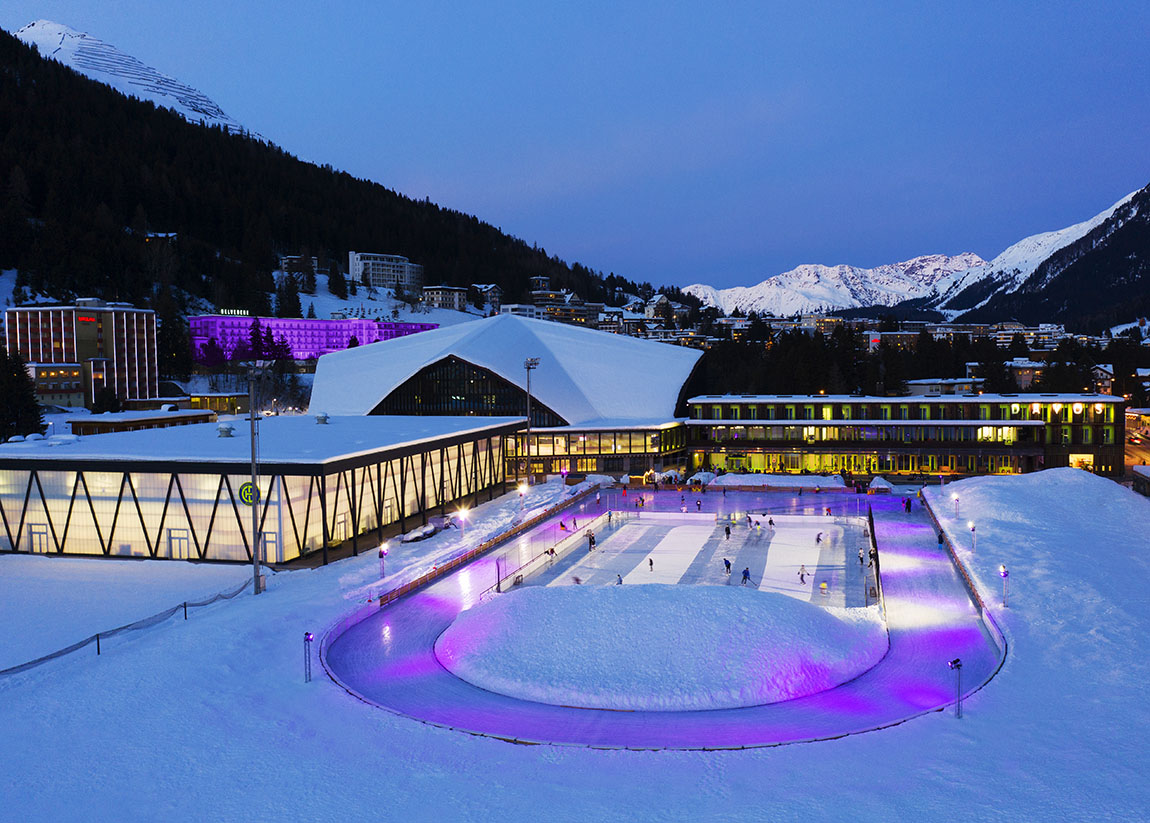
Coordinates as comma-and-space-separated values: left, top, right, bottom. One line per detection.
306, 302, 316, 319
0, 342, 44, 440
328, 265, 348, 300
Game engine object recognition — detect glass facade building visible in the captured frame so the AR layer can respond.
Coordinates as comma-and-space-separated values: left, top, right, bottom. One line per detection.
687, 394, 1126, 478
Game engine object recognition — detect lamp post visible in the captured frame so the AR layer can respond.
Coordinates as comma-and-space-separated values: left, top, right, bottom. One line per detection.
968, 521, 976, 553
952, 494, 959, 518
518, 482, 527, 510
247, 360, 272, 596
999, 564, 1009, 607
378, 544, 388, 578
457, 506, 468, 538
523, 357, 540, 484
948, 658, 963, 718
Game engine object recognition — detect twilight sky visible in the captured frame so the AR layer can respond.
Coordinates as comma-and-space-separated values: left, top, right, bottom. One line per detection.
3, 1, 1149, 290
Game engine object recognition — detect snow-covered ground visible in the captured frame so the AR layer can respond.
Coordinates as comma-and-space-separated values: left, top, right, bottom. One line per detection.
1, 469, 1148, 819
436, 585, 885, 711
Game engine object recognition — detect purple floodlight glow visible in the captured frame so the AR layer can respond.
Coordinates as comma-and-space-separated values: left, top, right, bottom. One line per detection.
322, 489, 1003, 748
189, 314, 437, 362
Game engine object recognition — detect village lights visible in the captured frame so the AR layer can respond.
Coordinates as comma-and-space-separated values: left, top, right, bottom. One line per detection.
999, 564, 1009, 607
948, 658, 963, 718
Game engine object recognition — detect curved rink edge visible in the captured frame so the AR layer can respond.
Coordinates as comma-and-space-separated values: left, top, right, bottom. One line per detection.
321, 502, 1004, 749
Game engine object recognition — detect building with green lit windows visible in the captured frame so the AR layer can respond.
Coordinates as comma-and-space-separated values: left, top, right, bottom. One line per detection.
687, 393, 1125, 478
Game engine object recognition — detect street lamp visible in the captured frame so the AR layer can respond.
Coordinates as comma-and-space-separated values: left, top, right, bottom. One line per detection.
246, 359, 273, 596
968, 521, 976, 553
378, 544, 389, 578
952, 494, 959, 518
457, 506, 468, 538
523, 357, 540, 484
999, 564, 1009, 607
948, 658, 963, 718
518, 482, 527, 510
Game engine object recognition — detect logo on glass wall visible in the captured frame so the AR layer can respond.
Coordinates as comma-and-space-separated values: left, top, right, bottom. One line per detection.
239, 482, 260, 506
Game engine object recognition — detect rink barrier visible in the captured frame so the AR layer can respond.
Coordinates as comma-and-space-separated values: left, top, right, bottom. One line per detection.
319, 485, 601, 658
0, 575, 254, 678
484, 510, 617, 597
921, 497, 1008, 662
866, 506, 887, 620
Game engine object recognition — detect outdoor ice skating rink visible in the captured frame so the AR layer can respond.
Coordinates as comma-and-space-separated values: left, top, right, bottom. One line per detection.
324, 489, 1002, 749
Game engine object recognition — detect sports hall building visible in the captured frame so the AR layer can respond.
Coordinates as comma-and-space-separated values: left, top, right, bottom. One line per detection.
308, 314, 703, 479
687, 393, 1126, 477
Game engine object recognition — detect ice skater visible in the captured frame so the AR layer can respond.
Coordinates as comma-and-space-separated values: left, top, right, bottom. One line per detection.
696, 499, 702, 511
616, 574, 623, 585
816, 532, 823, 544
573, 576, 582, 584
649, 558, 654, 571
596, 492, 601, 506
741, 567, 751, 585
724, 525, 731, 540
768, 517, 775, 529
858, 548, 865, 565
798, 564, 808, 584
723, 558, 731, 575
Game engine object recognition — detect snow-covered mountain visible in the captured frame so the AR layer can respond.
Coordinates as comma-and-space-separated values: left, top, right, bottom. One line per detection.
15, 20, 252, 136
683, 253, 985, 317
933, 189, 1140, 315
685, 187, 1142, 319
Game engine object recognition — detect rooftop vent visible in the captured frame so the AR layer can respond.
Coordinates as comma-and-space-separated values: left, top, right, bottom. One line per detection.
217, 423, 235, 438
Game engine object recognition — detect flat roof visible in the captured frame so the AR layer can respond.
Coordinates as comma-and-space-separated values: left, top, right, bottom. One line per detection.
0, 415, 523, 472
688, 393, 1124, 404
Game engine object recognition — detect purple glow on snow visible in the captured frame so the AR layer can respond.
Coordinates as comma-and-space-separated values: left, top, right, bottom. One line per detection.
323, 488, 1002, 747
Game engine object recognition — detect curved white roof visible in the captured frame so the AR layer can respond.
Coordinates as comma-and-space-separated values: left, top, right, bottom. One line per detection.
308, 314, 702, 426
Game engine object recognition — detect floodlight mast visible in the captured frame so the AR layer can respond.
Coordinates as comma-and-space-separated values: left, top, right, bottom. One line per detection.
524, 357, 540, 484
248, 360, 272, 595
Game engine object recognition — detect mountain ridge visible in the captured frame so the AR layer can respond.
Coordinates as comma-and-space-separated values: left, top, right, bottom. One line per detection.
15, 20, 253, 137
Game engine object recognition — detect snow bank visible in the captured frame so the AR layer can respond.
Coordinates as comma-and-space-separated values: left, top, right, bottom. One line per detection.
687, 471, 715, 484
869, 476, 894, 491
710, 473, 846, 489
435, 585, 886, 711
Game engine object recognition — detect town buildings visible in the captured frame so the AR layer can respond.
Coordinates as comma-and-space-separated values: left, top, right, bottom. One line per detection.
188, 314, 437, 361
4, 298, 158, 405
348, 252, 423, 294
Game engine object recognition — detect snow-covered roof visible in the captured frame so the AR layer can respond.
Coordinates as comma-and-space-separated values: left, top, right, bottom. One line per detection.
308, 314, 702, 426
688, 393, 1124, 404
0, 416, 521, 467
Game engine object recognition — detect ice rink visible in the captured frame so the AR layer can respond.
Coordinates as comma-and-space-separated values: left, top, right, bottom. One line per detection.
530, 510, 873, 609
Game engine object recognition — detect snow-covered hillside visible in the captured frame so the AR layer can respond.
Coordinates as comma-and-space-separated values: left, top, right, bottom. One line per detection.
15, 20, 252, 136
932, 189, 1140, 314
685, 187, 1142, 319
684, 253, 984, 316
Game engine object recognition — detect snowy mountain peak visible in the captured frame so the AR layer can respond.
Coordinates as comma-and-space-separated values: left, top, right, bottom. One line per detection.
683, 252, 986, 317
15, 20, 252, 136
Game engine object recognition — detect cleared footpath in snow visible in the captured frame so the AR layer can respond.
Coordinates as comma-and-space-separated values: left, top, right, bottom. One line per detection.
324, 494, 1002, 748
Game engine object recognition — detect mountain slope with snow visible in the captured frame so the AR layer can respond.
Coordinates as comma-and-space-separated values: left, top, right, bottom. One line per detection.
934, 188, 1141, 314
15, 20, 251, 136
684, 253, 985, 316
685, 185, 1146, 323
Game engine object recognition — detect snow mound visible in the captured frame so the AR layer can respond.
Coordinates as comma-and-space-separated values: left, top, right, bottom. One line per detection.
435, 585, 886, 711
